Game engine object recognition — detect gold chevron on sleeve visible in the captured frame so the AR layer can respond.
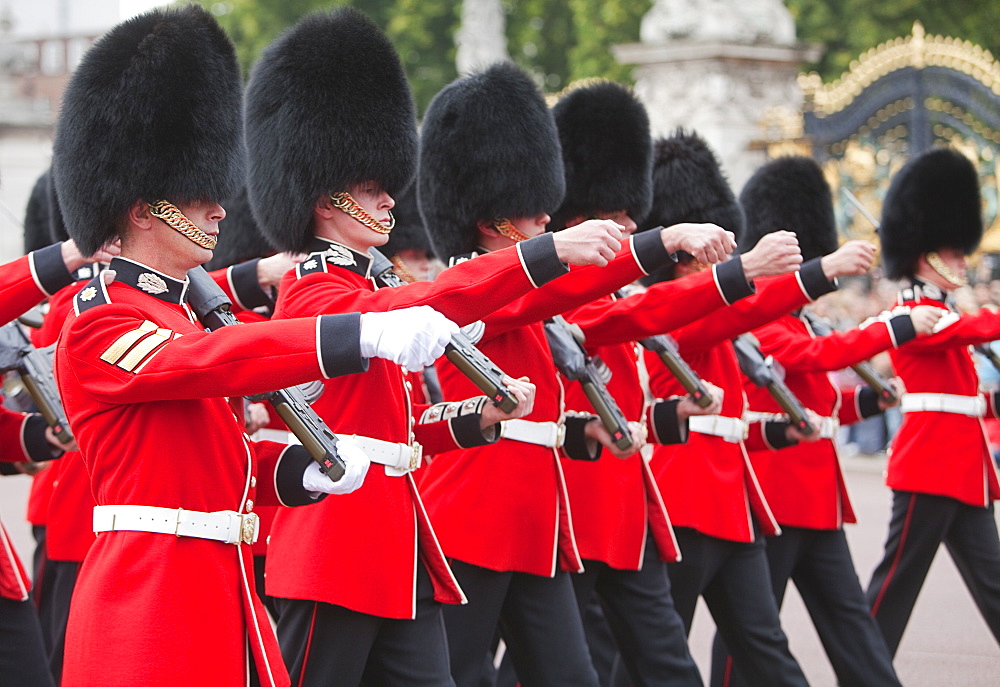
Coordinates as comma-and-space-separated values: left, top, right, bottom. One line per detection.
100, 320, 175, 372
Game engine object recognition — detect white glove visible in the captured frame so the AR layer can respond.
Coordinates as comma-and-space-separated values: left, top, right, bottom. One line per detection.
301, 437, 370, 496
359, 306, 459, 372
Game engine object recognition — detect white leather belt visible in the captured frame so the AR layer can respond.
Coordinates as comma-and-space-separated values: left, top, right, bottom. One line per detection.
93, 505, 259, 545
818, 416, 839, 440
688, 415, 748, 443
255, 428, 422, 476
900, 393, 985, 417
500, 419, 565, 448
743, 411, 839, 440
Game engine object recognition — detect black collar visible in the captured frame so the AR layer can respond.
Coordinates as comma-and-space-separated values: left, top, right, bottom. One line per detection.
110, 257, 189, 305
305, 237, 372, 279
899, 278, 948, 305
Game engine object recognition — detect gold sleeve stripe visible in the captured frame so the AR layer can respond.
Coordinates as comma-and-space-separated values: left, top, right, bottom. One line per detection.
115, 328, 173, 373
99, 321, 159, 366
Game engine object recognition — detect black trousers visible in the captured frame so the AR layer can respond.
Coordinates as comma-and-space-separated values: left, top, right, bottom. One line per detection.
667, 527, 807, 687
710, 527, 900, 687
275, 563, 454, 687
43, 559, 79, 685
0, 596, 55, 687
252, 554, 280, 620
866, 490, 1000, 655
574, 534, 702, 687
444, 559, 599, 687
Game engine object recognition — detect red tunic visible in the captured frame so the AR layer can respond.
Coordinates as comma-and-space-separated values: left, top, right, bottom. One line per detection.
266, 236, 567, 619
0, 243, 77, 601
886, 282, 1000, 506
55, 257, 366, 687
39, 261, 272, 564
420, 232, 699, 575
558, 261, 753, 569
746, 311, 911, 529
647, 263, 834, 542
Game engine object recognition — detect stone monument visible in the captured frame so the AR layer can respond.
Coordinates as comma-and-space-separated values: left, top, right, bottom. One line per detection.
455, 0, 509, 75
613, 0, 821, 189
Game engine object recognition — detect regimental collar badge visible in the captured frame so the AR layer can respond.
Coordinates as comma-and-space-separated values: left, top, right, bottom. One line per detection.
138, 273, 168, 295
109, 257, 188, 305
304, 237, 372, 279
903, 279, 947, 305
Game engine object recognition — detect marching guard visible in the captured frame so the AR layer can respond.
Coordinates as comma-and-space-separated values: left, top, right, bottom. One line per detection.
416, 64, 736, 687
709, 155, 940, 687
48, 7, 452, 686
241, 10, 627, 686
866, 147, 1000, 654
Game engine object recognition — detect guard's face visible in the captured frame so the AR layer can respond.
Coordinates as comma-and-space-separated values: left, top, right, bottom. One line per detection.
507, 212, 551, 240
592, 210, 636, 235
152, 200, 224, 275
328, 182, 395, 251
926, 246, 968, 290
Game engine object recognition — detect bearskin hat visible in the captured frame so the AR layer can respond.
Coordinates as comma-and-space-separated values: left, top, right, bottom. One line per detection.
549, 81, 652, 231
879, 147, 983, 280
739, 156, 837, 262
204, 187, 275, 271
418, 62, 565, 260
245, 8, 417, 254
23, 170, 53, 253
52, 5, 244, 257
640, 130, 743, 235
637, 130, 743, 284
382, 184, 433, 259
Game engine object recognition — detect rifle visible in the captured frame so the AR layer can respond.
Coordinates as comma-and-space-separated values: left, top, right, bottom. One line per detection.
545, 315, 633, 452
0, 322, 72, 443
186, 267, 347, 481
976, 344, 1000, 375
733, 334, 815, 436
369, 248, 518, 413
800, 310, 898, 405
637, 334, 713, 408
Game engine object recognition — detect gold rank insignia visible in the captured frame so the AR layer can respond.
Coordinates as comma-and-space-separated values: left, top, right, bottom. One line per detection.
100, 320, 179, 373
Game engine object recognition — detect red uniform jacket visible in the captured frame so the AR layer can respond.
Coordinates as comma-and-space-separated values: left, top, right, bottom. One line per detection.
745, 310, 915, 530
420, 232, 721, 575
37, 260, 269, 564
646, 261, 835, 542
267, 235, 569, 619
55, 257, 367, 687
886, 281, 1000, 506
558, 259, 754, 569
0, 243, 77, 601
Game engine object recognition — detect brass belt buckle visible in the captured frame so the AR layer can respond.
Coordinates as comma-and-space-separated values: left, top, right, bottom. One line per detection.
555, 422, 566, 448
409, 443, 423, 472
240, 512, 260, 545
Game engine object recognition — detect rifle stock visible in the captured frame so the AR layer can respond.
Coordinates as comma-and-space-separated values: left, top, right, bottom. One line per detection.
545, 315, 633, 452
0, 323, 72, 443
638, 335, 713, 408
369, 248, 518, 413
801, 311, 898, 405
733, 334, 815, 436
186, 267, 346, 482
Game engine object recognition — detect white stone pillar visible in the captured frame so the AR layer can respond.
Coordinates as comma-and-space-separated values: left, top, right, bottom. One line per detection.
613, 0, 821, 189
455, 0, 509, 76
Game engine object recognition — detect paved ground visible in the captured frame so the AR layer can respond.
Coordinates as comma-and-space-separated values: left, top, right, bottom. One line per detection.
2, 454, 998, 685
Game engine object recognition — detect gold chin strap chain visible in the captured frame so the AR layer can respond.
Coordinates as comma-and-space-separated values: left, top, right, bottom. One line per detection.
926, 251, 968, 287
330, 192, 395, 235
493, 218, 530, 243
148, 200, 218, 250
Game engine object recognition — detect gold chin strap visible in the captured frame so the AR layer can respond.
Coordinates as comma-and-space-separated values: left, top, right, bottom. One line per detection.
926, 251, 968, 287
493, 218, 530, 243
330, 192, 395, 235
148, 200, 218, 250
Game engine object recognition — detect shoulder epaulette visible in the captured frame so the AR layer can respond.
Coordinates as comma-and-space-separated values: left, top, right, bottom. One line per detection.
73, 273, 111, 315
448, 251, 480, 268
295, 252, 330, 279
